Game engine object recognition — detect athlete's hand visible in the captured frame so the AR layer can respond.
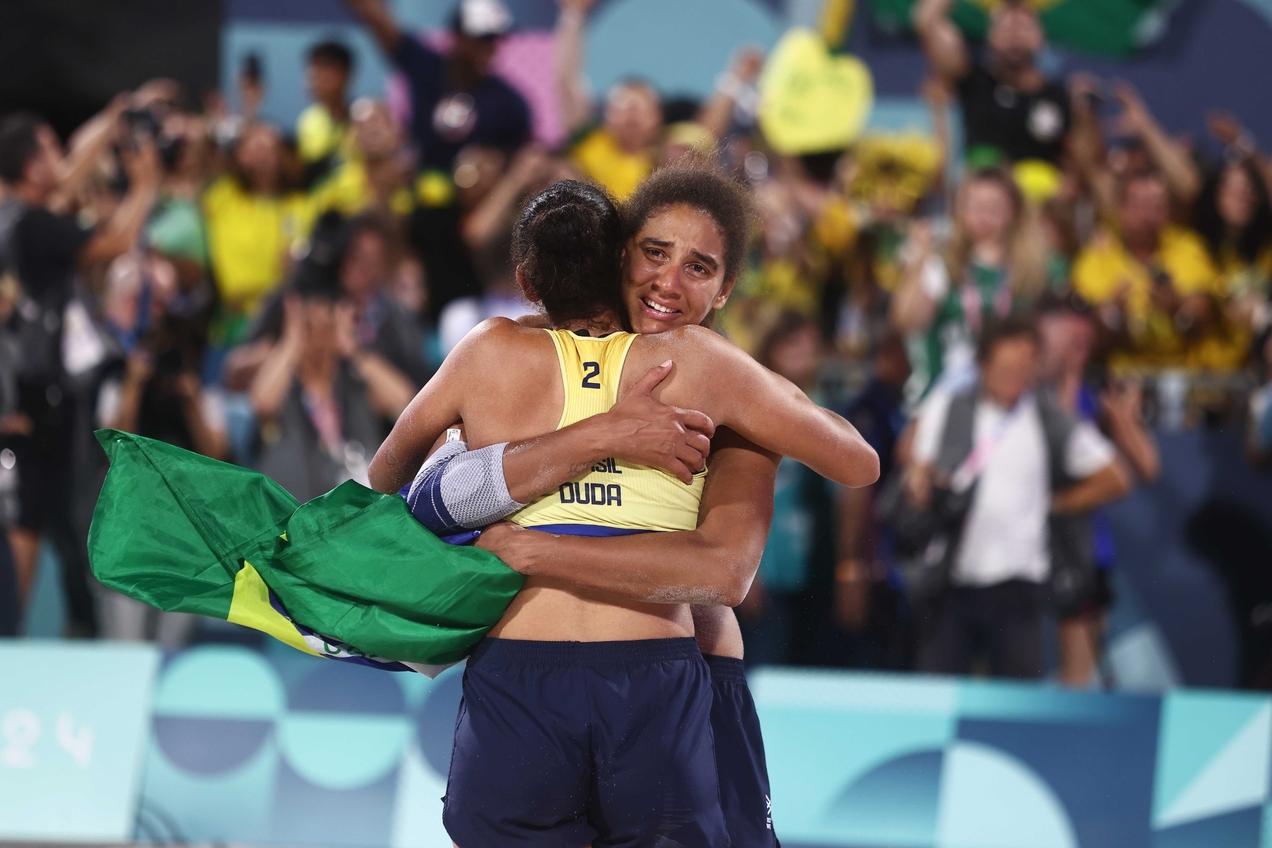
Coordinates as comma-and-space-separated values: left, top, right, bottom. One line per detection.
475, 522, 537, 574
599, 361, 716, 484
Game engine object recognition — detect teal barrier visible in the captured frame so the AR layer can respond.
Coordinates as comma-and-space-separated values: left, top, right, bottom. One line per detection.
3, 642, 1271, 846
0, 642, 160, 842
752, 668, 1271, 847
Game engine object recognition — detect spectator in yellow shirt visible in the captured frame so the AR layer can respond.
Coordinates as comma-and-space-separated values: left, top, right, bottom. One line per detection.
1072, 171, 1238, 370
296, 41, 355, 177
307, 98, 414, 221
202, 123, 309, 346
555, 0, 660, 200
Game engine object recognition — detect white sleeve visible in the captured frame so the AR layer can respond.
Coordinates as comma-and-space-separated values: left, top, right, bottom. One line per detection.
919, 255, 950, 302
199, 387, 228, 434
1064, 420, 1117, 479
96, 378, 121, 427
911, 389, 953, 466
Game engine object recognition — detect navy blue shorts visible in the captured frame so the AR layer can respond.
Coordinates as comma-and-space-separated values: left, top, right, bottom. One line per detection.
706, 655, 777, 848
443, 637, 728, 848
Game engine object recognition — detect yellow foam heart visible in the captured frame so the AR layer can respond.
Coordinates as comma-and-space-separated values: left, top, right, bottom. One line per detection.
759, 29, 874, 156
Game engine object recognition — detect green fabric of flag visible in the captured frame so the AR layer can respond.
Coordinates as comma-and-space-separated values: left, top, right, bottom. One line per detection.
868, 0, 1177, 58
88, 430, 523, 665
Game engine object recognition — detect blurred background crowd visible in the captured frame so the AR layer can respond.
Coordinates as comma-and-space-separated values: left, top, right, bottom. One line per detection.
2, 0, 1272, 690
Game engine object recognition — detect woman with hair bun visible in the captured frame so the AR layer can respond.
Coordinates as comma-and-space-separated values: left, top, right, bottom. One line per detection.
373, 173, 878, 846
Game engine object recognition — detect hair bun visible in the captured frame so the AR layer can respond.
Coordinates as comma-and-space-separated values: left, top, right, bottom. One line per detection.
512, 180, 624, 324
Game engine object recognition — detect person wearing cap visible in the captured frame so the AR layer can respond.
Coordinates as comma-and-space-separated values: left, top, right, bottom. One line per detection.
342, 0, 531, 171
913, 0, 1072, 168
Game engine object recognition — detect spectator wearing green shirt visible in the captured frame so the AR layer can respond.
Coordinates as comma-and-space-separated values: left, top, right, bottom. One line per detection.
891, 168, 1049, 401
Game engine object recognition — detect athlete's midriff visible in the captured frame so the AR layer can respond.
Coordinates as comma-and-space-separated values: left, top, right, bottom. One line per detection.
487, 329, 703, 643
487, 578, 694, 641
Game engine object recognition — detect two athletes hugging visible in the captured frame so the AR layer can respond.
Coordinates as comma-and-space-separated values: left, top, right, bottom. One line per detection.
371, 159, 880, 847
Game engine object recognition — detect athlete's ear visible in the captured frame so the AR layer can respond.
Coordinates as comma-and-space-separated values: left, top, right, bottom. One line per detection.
711, 275, 738, 311
515, 264, 540, 304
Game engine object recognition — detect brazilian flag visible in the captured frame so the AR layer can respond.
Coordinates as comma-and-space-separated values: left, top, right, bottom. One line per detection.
869, 0, 1179, 58
88, 430, 523, 672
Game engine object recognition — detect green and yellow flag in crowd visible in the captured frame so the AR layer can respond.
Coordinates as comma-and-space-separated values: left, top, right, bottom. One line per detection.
88, 430, 522, 672
869, 0, 1180, 58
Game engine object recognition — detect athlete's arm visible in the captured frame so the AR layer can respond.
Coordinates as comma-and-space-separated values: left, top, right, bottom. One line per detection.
651, 327, 881, 488
368, 320, 500, 494
476, 428, 778, 607
501, 361, 714, 498
401, 359, 716, 533
405, 364, 715, 531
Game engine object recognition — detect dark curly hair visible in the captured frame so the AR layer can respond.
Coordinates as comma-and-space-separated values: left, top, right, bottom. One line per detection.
623, 155, 756, 283
1194, 160, 1272, 266
512, 179, 624, 325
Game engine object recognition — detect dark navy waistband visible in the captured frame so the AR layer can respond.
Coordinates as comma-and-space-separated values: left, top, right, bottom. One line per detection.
525, 523, 651, 537
702, 654, 747, 684
470, 637, 702, 667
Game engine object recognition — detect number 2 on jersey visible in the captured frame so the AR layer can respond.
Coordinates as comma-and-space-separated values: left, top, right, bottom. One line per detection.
581, 361, 601, 389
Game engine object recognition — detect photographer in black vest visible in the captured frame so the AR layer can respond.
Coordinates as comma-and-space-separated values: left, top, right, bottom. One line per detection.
902, 318, 1131, 678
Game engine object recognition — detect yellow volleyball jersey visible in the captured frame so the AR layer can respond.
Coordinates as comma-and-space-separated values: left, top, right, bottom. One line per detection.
509, 329, 706, 535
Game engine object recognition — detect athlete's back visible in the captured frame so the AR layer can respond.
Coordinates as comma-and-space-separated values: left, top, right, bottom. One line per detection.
430, 318, 700, 641
508, 328, 706, 535
421, 314, 876, 640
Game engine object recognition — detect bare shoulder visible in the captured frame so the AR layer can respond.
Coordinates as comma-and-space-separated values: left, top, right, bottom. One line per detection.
632, 324, 736, 362
625, 326, 755, 410
463, 316, 539, 345
450, 317, 549, 366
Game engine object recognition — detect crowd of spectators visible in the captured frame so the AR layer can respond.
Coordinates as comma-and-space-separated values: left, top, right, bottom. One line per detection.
1, 0, 1270, 686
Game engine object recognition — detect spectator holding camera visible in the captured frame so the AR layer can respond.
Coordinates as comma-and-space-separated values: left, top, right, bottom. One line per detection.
308, 98, 415, 222
0, 108, 160, 630
97, 252, 227, 459
1037, 295, 1159, 686
145, 109, 213, 291
248, 277, 391, 503
224, 213, 425, 412
904, 318, 1130, 679
1072, 171, 1237, 370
